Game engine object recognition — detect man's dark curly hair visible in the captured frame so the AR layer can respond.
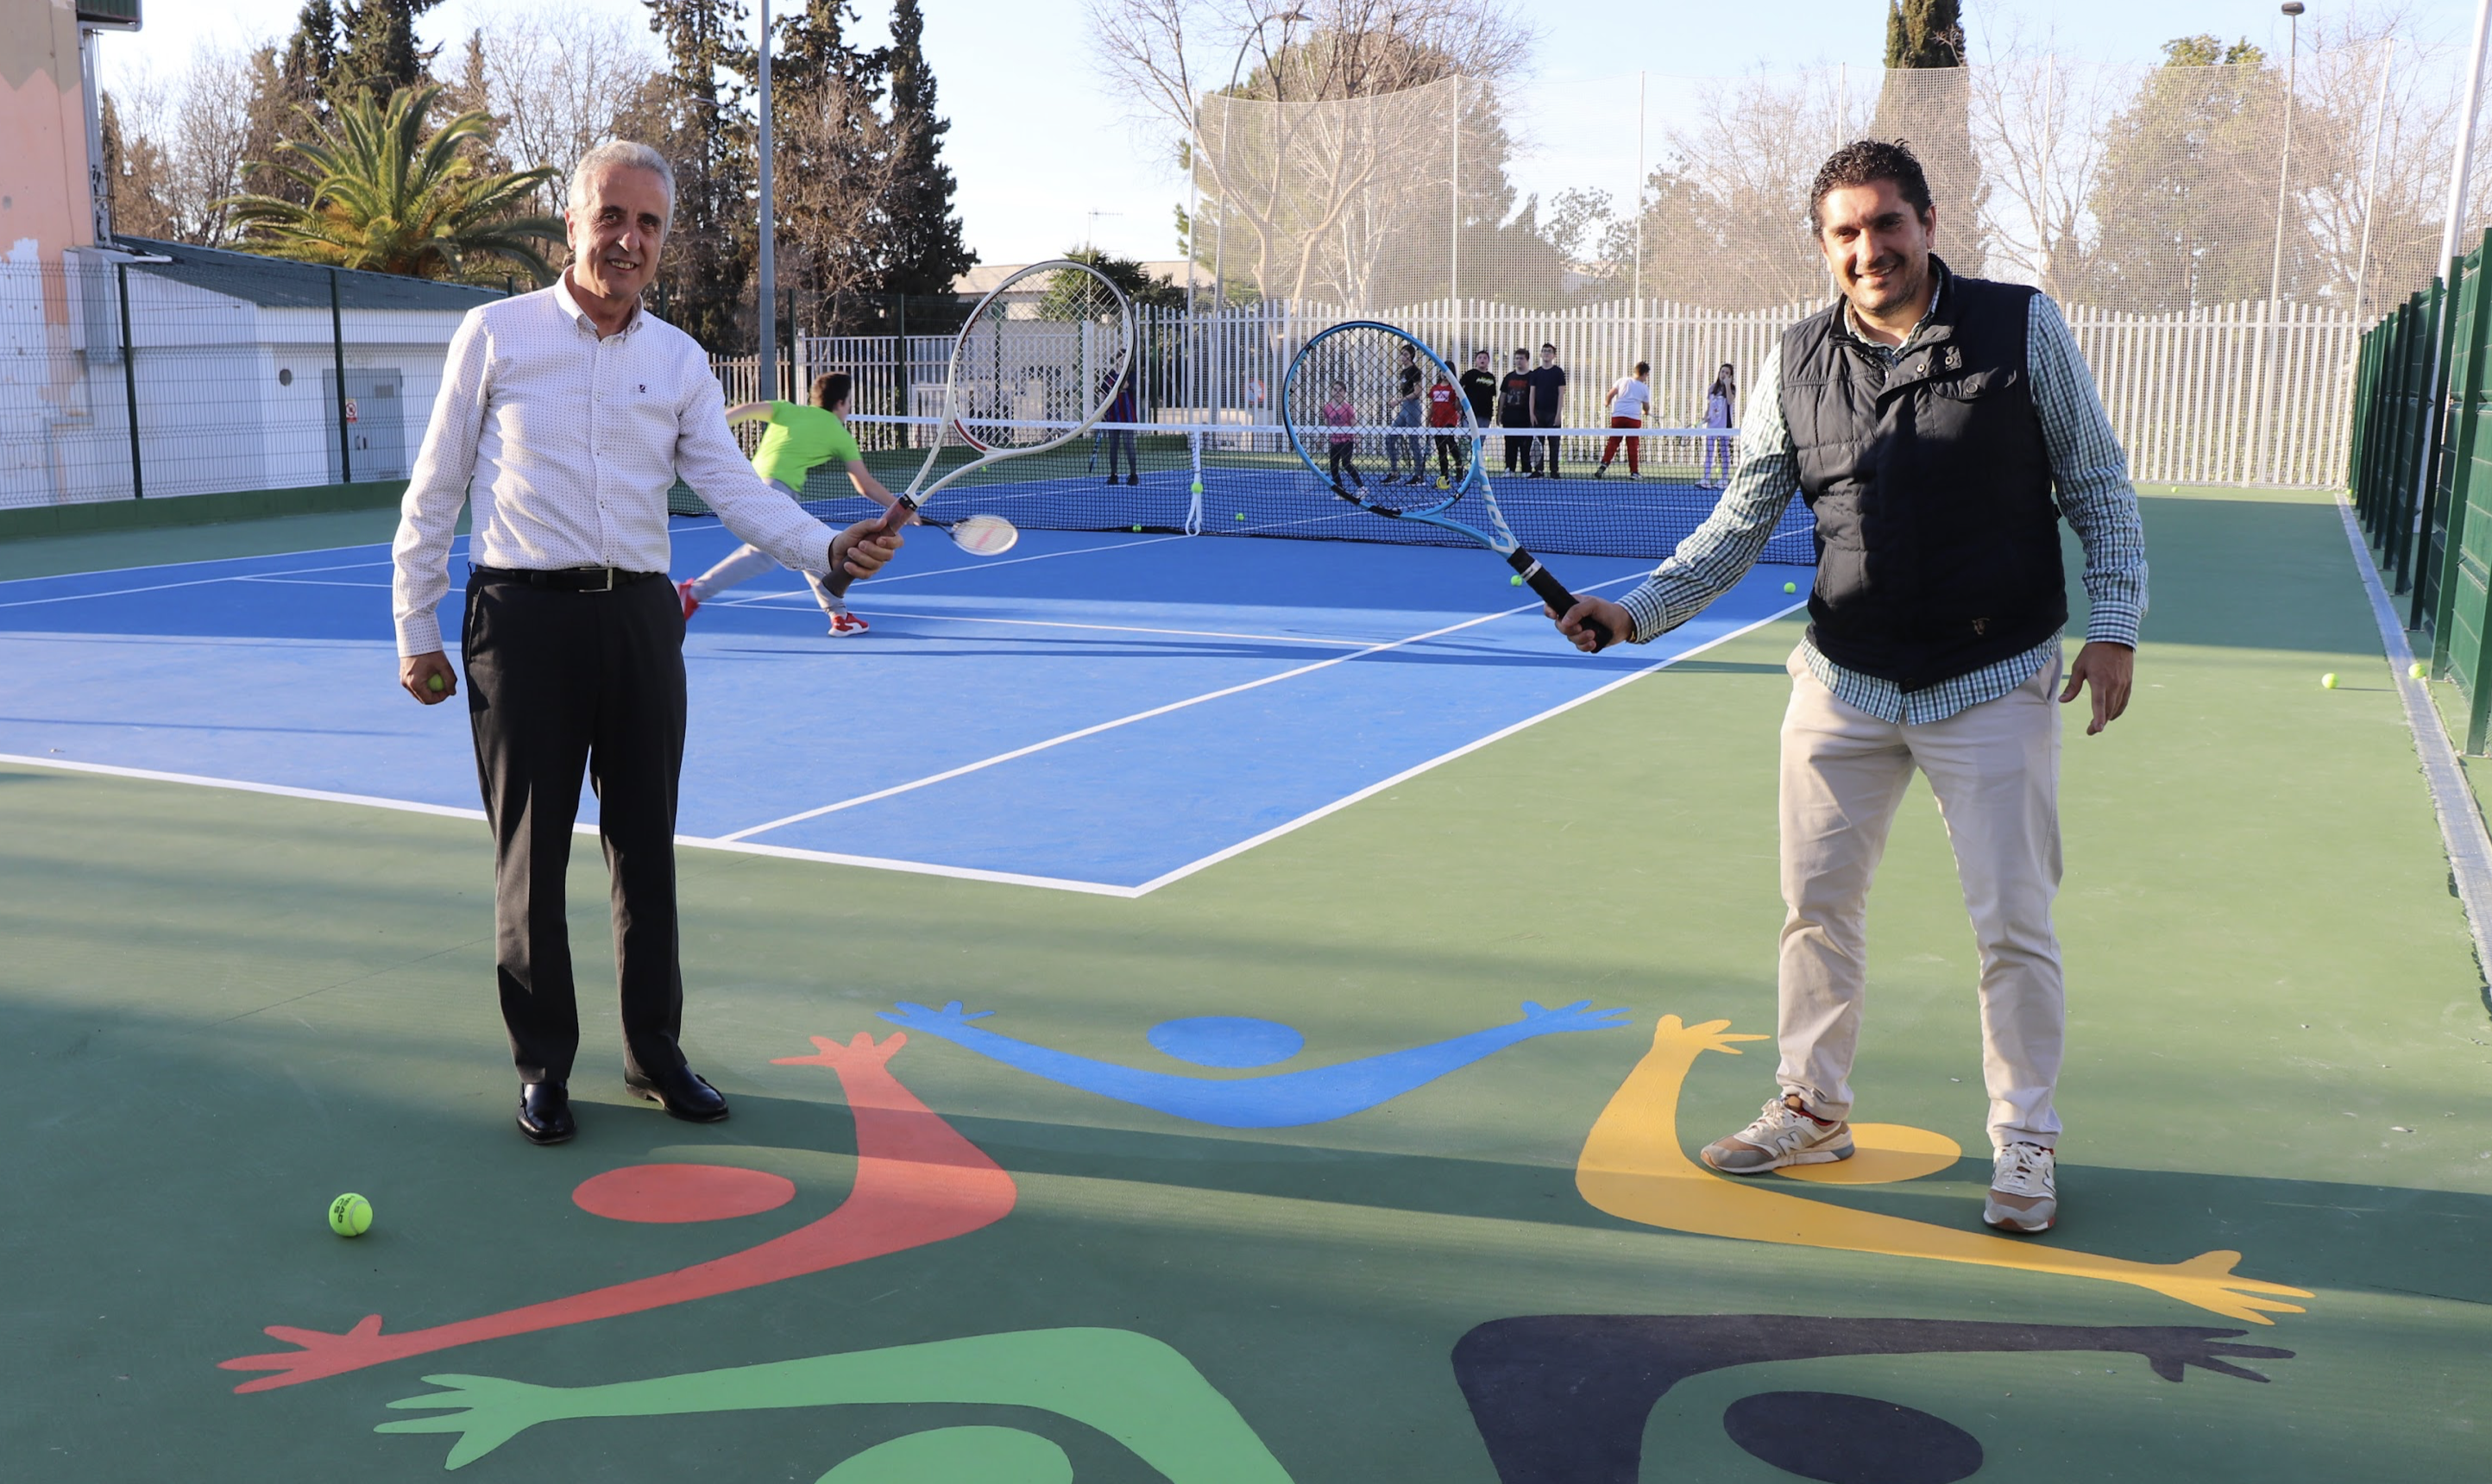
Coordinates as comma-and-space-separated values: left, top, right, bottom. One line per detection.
1807, 139, 1935, 236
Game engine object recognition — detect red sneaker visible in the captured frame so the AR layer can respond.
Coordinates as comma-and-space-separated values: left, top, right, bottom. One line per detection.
828, 611, 871, 637
676, 580, 700, 619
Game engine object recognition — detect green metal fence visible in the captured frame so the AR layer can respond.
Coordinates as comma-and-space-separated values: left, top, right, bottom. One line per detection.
2351, 229, 2492, 751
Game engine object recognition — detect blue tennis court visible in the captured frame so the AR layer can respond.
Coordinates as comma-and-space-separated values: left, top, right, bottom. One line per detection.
0, 516, 1803, 893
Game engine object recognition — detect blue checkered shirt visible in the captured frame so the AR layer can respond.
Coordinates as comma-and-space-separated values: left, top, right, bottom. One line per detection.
1618, 284, 2148, 724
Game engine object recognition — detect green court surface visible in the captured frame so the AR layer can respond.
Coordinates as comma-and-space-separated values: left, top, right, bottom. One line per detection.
3, 486, 2487, 1481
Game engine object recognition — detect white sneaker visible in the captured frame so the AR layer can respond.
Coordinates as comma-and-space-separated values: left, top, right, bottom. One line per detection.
1701, 1094, 1853, 1173
1985, 1141, 2058, 1232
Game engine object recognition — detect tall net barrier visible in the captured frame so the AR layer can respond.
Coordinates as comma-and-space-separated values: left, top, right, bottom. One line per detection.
1186, 44, 2492, 487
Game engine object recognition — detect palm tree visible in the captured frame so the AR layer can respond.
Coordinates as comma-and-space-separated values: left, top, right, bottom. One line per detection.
223, 85, 562, 281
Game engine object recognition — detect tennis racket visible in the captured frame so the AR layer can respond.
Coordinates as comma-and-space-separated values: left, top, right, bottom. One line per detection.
872, 260, 1134, 540
1279, 321, 1602, 650
925, 512, 1018, 556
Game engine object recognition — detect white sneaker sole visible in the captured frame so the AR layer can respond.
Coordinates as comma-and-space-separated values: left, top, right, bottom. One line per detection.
1982, 1198, 2056, 1233
1701, 1138, 1854, 1175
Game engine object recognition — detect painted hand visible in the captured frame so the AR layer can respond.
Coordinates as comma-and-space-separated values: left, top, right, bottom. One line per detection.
770, 1029, 907, 1071
377, 1373, 574, 1469
879, 1000, 996, 1033
1648, 1014, 1771, 1056
2116, 1327, 2297, 1384
1511, 1000, 1635, 1035
223, 1314, 406, 1390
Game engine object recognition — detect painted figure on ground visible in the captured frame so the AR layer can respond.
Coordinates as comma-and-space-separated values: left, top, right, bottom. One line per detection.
223, 1033, 1015, 1391
378, 1327, 1294, 1480
877, 999, 1630, 1128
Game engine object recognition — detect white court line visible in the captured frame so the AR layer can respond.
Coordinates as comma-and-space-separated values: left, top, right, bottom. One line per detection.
234, 575, 396, 590
0, 752, 1142, 897
719, 573, 1652, 844
0, 556, 400, 609
718, 599, 1387, 650
0, 586, 1804, 898
1125, 599, 1806, 894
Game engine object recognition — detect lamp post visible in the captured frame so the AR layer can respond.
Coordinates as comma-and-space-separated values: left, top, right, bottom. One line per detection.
2251, 1, 2301, 483
757, 0, 777, 404
1207, 9, 1308, 420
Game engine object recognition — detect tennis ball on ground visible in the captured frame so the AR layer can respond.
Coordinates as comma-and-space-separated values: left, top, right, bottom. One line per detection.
328, 1192, 372, 1237
2411, 660, 2428, 680
1510, 574, 1523, 586
426, 673, 445, 693
1131, 525, 1143, 532
2321, 672, 2339, 689
1784, 582, 1797, 594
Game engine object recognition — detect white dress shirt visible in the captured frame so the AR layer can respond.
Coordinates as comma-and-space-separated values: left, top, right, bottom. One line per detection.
392, 278, 836, 656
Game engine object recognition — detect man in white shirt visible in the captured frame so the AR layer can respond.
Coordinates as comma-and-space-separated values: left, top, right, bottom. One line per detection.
1595, 361, 1653, 480
391, 141, 901, 1146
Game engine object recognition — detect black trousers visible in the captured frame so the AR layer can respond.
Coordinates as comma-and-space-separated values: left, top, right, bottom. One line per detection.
1500, 423, 1535, 473
1534, 420, 1563, 473
463, 571, 688, 1086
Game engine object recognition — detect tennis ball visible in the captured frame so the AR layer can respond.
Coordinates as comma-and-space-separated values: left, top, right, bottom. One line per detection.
1510, 574, 1523, 586
426, 673, 445, 694
1131, 525, 1142, 532
1235, 512, 1246, 521
328, 1192, 372, 1237
1783, 582, 1797, 594
2411, 660, 2428, 680
2321, 672, 2339, 689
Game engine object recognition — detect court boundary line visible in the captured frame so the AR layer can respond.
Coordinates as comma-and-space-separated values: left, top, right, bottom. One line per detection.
1123, 598, 1805, 894
0, 752, 1143, 896
716, 574, 1659, 844
2333, 494, 2492, 984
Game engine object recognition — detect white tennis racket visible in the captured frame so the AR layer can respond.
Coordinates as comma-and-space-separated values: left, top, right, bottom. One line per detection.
872, 261, 1135, 540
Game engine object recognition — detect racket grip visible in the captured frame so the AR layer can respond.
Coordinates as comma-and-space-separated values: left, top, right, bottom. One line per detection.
1507, 548, 1603, 651
873, 499, 916, 537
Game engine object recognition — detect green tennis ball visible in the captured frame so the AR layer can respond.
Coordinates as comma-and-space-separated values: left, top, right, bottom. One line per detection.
425, 673, 445, 693
2320, 672, 2339, 689
328, 1192, 372, 1237
1510, 574, 1523, 586
2410, 660, 2428, 680
1131, 525, 1142, 532
1191, 481, 1205, 494
1783, 582, 1797, 594
1235, 512, 1246, 521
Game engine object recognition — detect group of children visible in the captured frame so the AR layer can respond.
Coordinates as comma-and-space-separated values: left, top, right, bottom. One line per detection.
1321, 349, 1741, 497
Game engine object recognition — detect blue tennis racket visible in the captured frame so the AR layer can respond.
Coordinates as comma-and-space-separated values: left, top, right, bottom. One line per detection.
1280, 320, 1600, 649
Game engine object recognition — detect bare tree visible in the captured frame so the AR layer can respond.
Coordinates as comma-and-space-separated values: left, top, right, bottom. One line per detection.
1087, 0, 1537, 304
469, 5, 661, 215
1966, 30, 2124, 298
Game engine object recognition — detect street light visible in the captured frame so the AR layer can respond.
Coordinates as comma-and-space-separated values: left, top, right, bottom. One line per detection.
2254, 1, 2303, 481
1197, 9, 1308, 421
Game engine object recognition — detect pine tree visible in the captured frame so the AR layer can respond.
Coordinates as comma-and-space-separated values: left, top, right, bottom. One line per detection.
1871, 0, 1985, 273
334, 1, 444, 104
882, 0, 972, 298
641, 0, 757, 351
1885, 0, 1965, 69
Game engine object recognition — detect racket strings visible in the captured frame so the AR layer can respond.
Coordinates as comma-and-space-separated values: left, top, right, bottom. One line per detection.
1281, 324, 1478, 517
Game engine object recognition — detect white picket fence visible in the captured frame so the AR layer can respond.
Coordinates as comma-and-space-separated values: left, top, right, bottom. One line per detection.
714, 297, 2362, 487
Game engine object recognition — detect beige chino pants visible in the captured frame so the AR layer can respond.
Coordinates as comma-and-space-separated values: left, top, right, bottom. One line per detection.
1774, 645, 2066, 1151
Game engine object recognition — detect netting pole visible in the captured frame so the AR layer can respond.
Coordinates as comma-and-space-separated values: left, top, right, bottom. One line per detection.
116, 261, 142, 501
756, 0, 777, 408
2351, 37, 2396, 327
1634, 71, 1646, 370
1450, 78, 1461, 302
2253, 11, 2303, 483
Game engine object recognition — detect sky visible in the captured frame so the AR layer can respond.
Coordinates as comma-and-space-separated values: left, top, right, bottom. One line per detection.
92, 0, 2482, 267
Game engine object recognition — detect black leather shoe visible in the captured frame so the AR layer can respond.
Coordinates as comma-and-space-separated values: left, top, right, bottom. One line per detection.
517, 1081, 576, 1145
625, 1065, 729, 1123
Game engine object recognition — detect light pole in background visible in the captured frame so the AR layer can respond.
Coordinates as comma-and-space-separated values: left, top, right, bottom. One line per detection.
756, 0, 777, 404
1205, 10, 1308, 419
2253, 1, 2301, 483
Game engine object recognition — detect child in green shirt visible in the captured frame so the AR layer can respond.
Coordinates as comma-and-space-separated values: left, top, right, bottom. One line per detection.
679, 373, 906, 637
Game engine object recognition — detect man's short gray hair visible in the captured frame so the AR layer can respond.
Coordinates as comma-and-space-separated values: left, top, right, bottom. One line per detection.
568, 141, 676, 223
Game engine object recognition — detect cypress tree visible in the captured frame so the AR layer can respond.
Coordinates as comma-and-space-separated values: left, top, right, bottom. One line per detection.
1871, 0, 1985, 273
1884, 0, 1965, 69
882, 0, 972, 299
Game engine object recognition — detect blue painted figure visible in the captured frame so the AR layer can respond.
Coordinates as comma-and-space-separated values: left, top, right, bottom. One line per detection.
876, 1001, 1631, 1128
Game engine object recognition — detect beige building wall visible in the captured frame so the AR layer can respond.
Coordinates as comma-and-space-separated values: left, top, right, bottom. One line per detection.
0, 0, 96, 264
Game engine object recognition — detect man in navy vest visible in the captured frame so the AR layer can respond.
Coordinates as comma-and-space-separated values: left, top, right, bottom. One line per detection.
1556, 141, 2146, 1235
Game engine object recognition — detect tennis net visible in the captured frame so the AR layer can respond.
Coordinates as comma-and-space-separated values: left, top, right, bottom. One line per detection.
673, 416, 1816, 566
